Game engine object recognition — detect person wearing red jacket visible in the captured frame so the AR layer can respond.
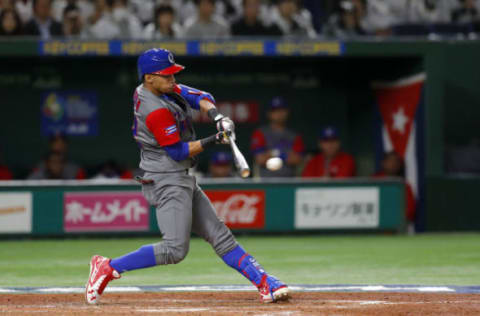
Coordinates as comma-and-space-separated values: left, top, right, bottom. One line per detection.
372, 151, 416, 225
302, 126, 355, 178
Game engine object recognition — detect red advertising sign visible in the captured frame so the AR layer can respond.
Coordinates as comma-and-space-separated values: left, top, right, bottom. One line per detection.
192, 101, 259, 123
64, 192, 149, 232
204, 190, 265, 229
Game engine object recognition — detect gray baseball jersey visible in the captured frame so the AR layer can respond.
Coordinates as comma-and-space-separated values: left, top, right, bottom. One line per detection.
133, 84, 196, 174
132, 83, 237, 263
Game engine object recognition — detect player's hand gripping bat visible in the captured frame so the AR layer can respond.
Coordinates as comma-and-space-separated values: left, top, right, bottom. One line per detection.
217, 116, 250, 178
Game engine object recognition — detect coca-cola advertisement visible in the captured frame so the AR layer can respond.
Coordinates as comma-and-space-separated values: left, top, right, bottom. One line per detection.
205, 190, 265, 229
64, 192, 150, 232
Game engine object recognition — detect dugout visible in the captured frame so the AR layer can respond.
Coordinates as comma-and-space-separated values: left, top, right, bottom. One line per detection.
0, 39, 479, 232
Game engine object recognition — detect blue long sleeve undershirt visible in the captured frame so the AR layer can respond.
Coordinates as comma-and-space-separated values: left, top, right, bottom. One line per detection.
164, 141, 190, 161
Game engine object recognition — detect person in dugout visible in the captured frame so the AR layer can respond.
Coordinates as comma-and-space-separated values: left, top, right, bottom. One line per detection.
301, 126, 355, 178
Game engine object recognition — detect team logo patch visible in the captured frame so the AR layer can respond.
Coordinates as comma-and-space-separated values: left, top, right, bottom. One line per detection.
168, 53, 174, 64
165, 124, 177, 136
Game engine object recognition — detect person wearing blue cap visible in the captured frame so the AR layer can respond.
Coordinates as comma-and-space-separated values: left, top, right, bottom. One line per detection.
85, 48, 290, 305
250, 96, 305, 177
207, 151, 234, 178
302, 125, 355, 178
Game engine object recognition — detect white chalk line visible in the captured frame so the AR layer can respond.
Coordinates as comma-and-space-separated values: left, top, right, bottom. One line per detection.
0, 284, 462, 294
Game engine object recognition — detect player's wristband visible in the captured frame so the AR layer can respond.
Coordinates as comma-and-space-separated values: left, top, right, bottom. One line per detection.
200, 134, 217, 149
207, 108, 224, 122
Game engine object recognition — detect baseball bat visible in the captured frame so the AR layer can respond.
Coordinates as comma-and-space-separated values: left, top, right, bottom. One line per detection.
228, 133, 250, 178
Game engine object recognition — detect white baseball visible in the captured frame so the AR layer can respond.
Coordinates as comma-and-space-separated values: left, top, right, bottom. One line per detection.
266, 157, 283, 171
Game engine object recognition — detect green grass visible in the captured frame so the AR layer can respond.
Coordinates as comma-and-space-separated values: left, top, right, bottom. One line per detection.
1, 234, 479, 287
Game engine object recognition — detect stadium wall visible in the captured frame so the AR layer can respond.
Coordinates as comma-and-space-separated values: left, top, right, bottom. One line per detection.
1, 39, 479, 231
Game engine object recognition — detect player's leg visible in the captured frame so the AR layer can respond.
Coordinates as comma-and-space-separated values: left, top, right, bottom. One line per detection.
86, 182, 194, 304
191, 185, 289, 303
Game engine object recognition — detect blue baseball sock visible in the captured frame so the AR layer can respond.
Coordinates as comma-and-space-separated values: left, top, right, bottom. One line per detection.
222, 245, 266, 286
110, 245, 156, 273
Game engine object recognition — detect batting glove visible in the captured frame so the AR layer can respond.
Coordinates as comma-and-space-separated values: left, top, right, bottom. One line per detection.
215, 115, 235, 134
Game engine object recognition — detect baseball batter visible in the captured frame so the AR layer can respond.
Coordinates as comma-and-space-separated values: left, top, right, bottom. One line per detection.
85, 48, 290, 304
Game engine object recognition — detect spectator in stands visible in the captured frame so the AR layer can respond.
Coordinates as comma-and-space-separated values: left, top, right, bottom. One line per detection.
372, 151, 416, 226
143, 4, 183, 39
323, 0, 366, 38
268, 0, 316, 38
183, 0, 230, 38
251, 97, 305, 177
15, 0, 33, 24
231, 0, 282, 36
301, 126, 355, 178
62, 4, 84, 37
30, 134, 86, 179
408, 0, 451, 24
88, 0, 142, 39
28, 151, 85, 179
359, 0, 392, 35
52, 0, 93, 23
207, 151, 235, 177
0, 150, 13, 180
451, 0, 480, 23
0, 8, 23, 35
91, 159, 133, 179
129, 0, 154, 25
24, 0, 63, 38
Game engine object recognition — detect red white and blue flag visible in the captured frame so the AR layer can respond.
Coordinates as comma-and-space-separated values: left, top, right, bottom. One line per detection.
373, 73, 426, 229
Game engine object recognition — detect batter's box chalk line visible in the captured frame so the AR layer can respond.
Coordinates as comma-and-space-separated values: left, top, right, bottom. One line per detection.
1, 284, 479, 294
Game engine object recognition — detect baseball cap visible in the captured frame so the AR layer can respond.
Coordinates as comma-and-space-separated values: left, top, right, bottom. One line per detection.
210, 151, 233, 165
268, 96, 288, 110
319, 126, 339, 140
137, 48, 185, 80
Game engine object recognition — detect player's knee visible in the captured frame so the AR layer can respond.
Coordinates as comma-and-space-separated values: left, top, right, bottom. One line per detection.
169, 243, 189, 264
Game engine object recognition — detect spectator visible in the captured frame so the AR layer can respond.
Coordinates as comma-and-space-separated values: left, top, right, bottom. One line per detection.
92, 159, 133, 179
231, 0, 282, 36
129, 0, 154, 25
52, 0, 94, 23
372, 151, 416, 226
15, 0, 33, 24
183, 0, 230, 39
268, 0, 316, 38
207, 151, 235, 177
28, 151, 85, 179
250, 97, 305, 178
158, 0, 197, 25
88, 0, 142, 39
323, 0, 366, 38
30, 134, 86, 179
301, 126, 355, 178
0, 8, 23, 35
62, 4, 84, 37
360, 0, 398, 35
24, 0, 63, 38
143, 4, 183, 39
408, 0, 451, 24
451, 0, 480, 23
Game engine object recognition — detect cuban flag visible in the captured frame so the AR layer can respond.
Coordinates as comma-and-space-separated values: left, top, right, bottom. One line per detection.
373, 73, 426, 230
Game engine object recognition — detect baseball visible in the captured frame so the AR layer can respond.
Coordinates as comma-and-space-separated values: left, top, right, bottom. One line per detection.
266, 157, 283, 171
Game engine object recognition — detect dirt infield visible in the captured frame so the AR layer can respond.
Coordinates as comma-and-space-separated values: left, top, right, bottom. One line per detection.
1, 292, 480, 315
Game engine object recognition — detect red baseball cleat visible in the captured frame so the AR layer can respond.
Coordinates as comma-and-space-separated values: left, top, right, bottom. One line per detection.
85, 255, 120, 304
257, 274, 290, 303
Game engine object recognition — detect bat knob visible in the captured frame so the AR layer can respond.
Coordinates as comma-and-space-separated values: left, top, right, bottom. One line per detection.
240, 169, 250, 178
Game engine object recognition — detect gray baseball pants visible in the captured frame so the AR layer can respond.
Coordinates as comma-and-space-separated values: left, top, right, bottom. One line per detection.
141, 171, 238, 265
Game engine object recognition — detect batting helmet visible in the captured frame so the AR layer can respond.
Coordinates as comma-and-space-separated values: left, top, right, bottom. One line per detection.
137, 48, 185, 81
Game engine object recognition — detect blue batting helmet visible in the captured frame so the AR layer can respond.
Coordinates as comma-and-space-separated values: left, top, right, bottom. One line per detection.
137, 48, 185, 81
